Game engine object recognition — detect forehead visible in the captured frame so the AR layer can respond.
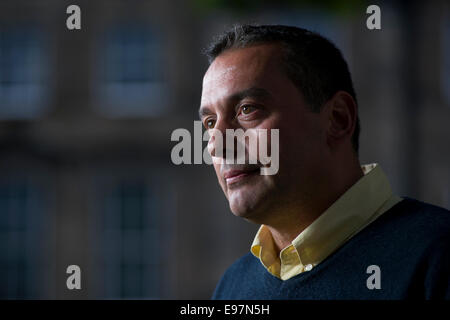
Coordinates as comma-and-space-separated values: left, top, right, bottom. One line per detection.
201, 44, 284, 106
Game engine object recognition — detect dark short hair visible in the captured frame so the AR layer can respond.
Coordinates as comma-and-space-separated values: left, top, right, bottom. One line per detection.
204, 24, 360, 153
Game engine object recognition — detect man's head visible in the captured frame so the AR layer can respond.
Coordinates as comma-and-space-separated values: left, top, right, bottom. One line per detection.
200, 24, 360, 224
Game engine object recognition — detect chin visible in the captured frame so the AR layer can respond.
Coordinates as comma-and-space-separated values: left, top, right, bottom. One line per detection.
227, 188, 271, 222
229, 203, 256, 219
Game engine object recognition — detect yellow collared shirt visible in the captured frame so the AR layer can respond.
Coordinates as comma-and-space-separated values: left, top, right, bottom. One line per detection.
250, 163, 402, 280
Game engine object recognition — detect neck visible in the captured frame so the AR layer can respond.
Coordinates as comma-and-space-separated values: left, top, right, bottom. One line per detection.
265, 159, 364, 253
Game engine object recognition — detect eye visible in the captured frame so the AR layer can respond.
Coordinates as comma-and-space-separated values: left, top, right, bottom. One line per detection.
240, 105, 256, 115
205, 118, 216, 129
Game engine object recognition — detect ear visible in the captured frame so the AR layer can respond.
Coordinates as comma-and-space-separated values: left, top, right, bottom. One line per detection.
325, 91, 357, 149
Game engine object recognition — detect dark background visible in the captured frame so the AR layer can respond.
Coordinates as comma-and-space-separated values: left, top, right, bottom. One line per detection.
0, 0, 449, 299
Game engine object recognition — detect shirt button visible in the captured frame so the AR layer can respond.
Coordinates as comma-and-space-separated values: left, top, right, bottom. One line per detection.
304, 264, 313, 271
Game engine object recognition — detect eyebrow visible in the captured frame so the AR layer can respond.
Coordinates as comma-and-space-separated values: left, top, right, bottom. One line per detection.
198, 87, 272, 119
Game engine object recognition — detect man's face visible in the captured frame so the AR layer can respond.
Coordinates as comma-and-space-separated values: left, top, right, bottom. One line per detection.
200, 44, 328, 223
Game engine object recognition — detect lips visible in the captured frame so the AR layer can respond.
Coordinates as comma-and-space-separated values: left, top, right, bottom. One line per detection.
223, 167, 260, 185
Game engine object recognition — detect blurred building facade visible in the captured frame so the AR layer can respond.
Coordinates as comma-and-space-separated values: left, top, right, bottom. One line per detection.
0, 0, 449, 299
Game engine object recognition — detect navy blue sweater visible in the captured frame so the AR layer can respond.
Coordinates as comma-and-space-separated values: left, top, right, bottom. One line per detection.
212, 199, 450, 299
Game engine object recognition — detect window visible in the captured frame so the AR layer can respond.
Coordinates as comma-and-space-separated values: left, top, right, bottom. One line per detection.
0, 26, 48, 119
97, 179, 161, 299
96, 24, 167, 117
0, 178, 46, 298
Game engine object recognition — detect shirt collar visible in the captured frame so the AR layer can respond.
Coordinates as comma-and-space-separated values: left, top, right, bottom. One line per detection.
251, 163, 398, 279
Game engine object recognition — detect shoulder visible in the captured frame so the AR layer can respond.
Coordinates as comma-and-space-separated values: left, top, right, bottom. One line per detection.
352, 197, 450, 266
395, 199, 450, 298
399, 197, 450, 216
393, 198, 450, 257
375, 198, 450, 240
368, 198, 450, 271
211, 253, 261, 299
226, 252, 259, 273
217, 252, 260, 282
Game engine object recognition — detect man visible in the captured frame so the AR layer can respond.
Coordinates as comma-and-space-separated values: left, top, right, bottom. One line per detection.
199, 24, 450, 299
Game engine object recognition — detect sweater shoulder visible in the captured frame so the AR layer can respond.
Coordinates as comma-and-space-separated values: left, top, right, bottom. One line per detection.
400, 197, 450, 216
220, 252, 260, 279
378, 198, 450, 239
392, 199, 450, 298
211, 253, 261, 299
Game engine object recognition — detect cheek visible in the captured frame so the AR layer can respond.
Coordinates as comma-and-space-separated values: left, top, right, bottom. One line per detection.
282, 117, 326, 168
213, 163, 227, 193
266, 113, 322, 164
252, 117, 281, 156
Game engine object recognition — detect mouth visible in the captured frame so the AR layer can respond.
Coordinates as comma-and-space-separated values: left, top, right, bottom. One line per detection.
223, 167, 260, 186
